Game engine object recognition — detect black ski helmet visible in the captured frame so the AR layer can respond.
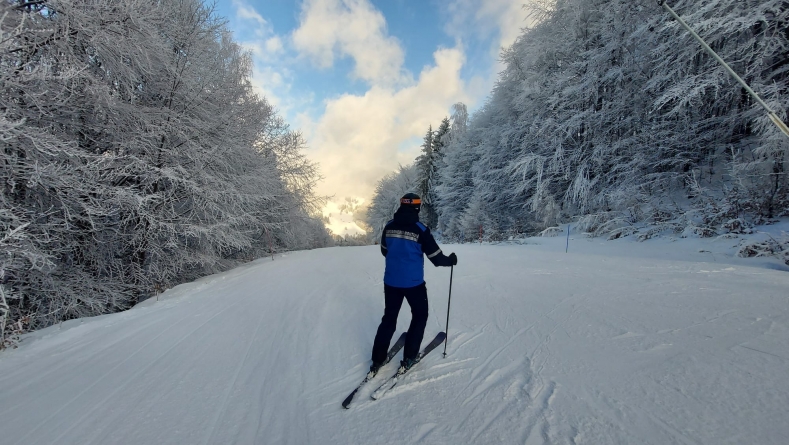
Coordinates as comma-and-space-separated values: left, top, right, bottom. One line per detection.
400, 192, 421, 211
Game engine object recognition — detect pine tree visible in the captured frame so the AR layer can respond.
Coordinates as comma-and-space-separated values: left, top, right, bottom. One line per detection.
433, 118, 451, 157
416, 125, 439, 228
435, 104, 472, 238
428, 118, 451, 231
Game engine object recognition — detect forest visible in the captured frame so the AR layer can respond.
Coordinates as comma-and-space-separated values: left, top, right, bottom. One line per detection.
3, 0, 788, 346
367, 0, 788, 249
0, 0, 331, 345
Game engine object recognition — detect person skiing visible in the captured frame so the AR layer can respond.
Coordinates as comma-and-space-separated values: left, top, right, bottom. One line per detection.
370, 192, 457, 376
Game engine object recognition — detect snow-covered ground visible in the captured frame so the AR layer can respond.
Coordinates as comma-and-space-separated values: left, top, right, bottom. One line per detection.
1, 229, 788, 444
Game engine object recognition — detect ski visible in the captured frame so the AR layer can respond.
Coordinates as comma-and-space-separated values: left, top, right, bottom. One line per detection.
341, 332, 407, 409
370, 331, 447, 401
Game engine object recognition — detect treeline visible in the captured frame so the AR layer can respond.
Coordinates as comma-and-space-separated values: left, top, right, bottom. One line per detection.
368, 0, 788, 244
1, 0, 331, 344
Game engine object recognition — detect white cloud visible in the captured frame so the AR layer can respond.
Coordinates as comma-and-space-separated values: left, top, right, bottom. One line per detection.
225, 0, 523, 229
231, 1, 284, 61
480, 0, 531, 51
265, 36, 284, 54
303, 46, 473, 202
445, 0, 531, 52
292, 0, 409, 86
233, 0, 269, 31
444, 0, 533, 89
229, 1, 298, 113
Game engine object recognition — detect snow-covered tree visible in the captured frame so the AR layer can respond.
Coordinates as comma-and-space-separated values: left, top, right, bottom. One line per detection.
414, 126, 439, 228
414, 117, 452, 230
366, 164, 419, 240
435, 103, 477, 239
432, 0, 788, 241
0, 0, 330, 338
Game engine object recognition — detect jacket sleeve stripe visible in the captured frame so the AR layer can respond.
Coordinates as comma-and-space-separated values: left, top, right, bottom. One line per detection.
426, 248, 442, 259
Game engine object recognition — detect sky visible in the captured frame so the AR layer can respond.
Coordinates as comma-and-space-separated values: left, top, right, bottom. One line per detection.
212, 0, 532, 234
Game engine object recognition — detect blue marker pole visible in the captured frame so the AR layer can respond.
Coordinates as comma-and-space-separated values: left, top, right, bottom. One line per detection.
565, 225, 570, 253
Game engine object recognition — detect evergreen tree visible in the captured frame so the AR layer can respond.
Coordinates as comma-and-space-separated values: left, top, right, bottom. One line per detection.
416, 125, 439, 228
428, 118, 451, 232
433, 118, 451, 159
435, 104, 471, 238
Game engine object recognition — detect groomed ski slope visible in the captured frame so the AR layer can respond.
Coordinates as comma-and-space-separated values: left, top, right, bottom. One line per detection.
1, 233, 788, 444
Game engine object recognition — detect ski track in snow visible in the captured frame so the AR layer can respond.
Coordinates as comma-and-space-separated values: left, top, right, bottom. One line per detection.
1, 236, 789, 444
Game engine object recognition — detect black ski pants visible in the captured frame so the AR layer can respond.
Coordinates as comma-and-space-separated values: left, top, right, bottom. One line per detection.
372, 283, 429, 364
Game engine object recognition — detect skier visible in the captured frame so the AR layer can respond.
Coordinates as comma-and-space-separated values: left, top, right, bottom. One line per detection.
371, 193, 457, 376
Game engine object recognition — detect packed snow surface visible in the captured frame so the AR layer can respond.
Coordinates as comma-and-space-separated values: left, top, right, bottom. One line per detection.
1, 232, 788, 444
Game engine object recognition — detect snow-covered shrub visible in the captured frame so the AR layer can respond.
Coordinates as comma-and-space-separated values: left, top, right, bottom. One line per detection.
721, 218, 753, 235
0, 316, 28, 350
0, 285, 28, 350
576, 212, 633, 238
737, 233, 788, 265
737, 240, 779, 258
540, 227, 564, 237
607, 226, 639, 240
683, 225, 718, 238
638, 223, 682, 242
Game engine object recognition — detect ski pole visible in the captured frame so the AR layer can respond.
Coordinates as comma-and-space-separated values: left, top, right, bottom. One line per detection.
442, 265, 454, 358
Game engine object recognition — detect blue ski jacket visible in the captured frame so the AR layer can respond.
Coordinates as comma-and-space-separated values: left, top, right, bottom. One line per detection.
380, 206, 453, 288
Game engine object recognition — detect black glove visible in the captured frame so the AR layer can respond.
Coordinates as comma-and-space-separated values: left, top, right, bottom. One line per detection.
449, 253, 457, 266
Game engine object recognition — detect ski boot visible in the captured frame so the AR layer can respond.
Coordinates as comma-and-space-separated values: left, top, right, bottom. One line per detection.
368, 361, 384, 379
397, 357, 417, 376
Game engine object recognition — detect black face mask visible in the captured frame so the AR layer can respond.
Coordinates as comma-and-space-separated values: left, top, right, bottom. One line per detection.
394, 205, 420, 222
